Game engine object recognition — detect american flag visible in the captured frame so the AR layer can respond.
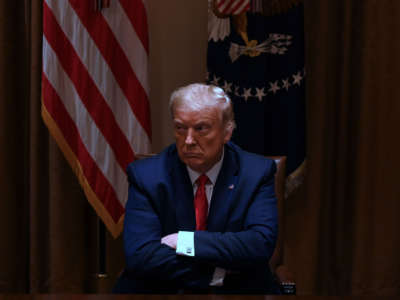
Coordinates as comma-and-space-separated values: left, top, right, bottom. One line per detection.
214, 0, 250, 15
42, 0, 151, 238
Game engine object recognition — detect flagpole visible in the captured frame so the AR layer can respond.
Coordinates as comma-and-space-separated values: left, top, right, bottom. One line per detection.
96, 218, 108, 279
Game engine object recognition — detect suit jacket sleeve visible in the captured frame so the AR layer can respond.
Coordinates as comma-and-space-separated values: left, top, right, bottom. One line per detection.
123, 163, 213, 288
193, 160, 278, 270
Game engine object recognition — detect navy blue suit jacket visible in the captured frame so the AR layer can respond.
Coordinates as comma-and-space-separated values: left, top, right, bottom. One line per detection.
115, 142, 278, 294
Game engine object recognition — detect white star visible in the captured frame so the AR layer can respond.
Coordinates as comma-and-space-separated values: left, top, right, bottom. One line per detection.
268, 81, 280, 94
282, 78, 291, 91
211, 74, 220, 86
234, 85, 241, 97
255, 87, 266, 101
222, 81, 233, 93
242, 88, 252, 101
293, 71, 303, 86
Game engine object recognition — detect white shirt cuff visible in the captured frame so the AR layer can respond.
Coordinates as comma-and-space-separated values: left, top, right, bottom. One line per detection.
176, 231, 195, 256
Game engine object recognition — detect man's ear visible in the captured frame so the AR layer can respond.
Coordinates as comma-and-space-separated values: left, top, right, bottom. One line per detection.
224, 122, 234, 143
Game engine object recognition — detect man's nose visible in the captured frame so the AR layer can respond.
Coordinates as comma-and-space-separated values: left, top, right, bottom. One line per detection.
185, 129, 196, 145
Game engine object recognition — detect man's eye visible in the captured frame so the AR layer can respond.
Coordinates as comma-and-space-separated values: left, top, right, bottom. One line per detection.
175, 125, 186, 132
196, 125, 209, 132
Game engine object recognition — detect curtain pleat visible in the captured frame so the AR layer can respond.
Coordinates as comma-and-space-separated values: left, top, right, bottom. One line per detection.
0, 0, 124, 293
283, 0, 400, 295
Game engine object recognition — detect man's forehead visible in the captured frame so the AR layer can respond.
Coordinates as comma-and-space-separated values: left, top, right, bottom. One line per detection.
173, 116, 216, 126
173, 107, 221, 122
173, 117, 214, 126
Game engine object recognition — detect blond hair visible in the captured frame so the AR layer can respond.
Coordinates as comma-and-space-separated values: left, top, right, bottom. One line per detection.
169, 83, 235, 132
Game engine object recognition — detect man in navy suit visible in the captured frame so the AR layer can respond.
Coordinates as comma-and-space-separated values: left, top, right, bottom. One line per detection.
114, 83, 278, 294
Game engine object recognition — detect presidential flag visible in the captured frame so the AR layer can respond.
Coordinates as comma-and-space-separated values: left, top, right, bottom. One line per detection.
207, 0, 306, 194
42, 0, 151, 238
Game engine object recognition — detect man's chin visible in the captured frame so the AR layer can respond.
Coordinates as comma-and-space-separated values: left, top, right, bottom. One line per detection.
182, 154, 202, 162
184, 159, 204, 172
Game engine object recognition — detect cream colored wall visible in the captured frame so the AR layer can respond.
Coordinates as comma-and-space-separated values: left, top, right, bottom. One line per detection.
147, 0, 208, 152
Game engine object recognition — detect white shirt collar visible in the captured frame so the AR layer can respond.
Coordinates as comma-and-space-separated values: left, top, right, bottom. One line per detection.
186, 148, 224, 186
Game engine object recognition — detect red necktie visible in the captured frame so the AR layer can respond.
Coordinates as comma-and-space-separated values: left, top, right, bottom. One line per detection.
194, 174, 209, 230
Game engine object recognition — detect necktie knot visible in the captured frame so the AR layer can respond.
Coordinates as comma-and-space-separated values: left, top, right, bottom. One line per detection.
196, 174, 209, 186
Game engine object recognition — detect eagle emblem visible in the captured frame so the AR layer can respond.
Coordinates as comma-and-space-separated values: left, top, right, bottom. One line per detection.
209, 0, 300, 61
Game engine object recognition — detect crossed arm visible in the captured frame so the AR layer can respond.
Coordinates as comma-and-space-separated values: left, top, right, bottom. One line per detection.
123, 164, 278, 287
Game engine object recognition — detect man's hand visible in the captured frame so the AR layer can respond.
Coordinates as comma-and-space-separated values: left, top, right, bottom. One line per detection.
161, 233, 178, 249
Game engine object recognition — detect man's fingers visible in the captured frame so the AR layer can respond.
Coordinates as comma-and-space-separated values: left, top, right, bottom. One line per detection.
161, 233, 178, 249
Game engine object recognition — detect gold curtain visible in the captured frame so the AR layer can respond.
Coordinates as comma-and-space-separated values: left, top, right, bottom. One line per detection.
284, 0, 400, 295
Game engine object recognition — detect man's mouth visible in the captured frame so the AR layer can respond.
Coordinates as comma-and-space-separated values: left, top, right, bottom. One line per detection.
183, 153, 201, 158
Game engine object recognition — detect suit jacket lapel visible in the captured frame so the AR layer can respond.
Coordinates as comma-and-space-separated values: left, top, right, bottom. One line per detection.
207, 144, 239, 232
170, 152, 196, 231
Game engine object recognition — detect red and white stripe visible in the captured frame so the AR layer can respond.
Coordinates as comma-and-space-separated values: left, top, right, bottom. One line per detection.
215, 0, 250, 15
42, 0, 151, 237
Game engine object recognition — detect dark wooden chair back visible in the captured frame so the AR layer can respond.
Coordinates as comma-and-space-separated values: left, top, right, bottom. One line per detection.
266, 156, 296, 294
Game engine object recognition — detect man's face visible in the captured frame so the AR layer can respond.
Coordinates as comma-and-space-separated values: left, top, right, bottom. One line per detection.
173, 106, 232, 174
